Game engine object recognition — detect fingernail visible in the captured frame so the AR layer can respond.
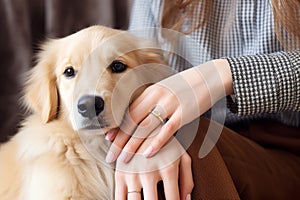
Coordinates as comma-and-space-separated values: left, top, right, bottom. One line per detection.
186, 194, 191, 200
105, 129, 118, 141
119, 151, 129, 163
105, 150, 116, 163
119, 151, 134, 163
143, 145, 153, 158
105, 132, 113, 141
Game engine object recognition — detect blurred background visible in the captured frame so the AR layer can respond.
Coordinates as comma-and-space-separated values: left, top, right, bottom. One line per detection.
0, 0, 133, 142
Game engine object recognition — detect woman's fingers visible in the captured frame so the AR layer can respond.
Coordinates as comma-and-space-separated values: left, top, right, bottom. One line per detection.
161, 163, 180, 200
106, 111, 161, 163
127, 186, 142, 200
120, 172, 143, 200
106, 84, 183, 163
120, 113, 162, 162
127, 192, 142, 200
106, 91, 158, 163
144, 110, 182, 158
114, 148, 191, 200
179, 153, 194, 200
106, 106, 149, 163
109, 93, 178, 163
140, 174, 159, 200
117, 108, 181, 162
115, 171, 160, 200
114, 172, 127, 200
106, 129, 131, 163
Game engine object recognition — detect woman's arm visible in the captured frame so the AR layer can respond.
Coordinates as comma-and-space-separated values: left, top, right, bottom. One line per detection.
108, 49, 300, 162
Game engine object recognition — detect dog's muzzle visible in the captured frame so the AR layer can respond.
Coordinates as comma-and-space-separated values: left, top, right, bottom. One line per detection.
77, 95, 104, 119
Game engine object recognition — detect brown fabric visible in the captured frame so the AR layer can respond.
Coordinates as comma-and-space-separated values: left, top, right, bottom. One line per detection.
187, 118, 240, 200
237, 120, 300, 156
176, 117, 300, 200
0, 0, 133, 142
218, 120, 300, 200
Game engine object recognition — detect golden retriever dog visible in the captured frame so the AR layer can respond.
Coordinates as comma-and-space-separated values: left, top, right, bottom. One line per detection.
0, 26, 173, 200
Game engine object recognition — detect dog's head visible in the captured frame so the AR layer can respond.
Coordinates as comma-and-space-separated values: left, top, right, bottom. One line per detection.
24, 26, 172, 134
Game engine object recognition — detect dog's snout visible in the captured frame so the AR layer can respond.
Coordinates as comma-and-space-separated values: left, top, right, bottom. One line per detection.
77, 95, 105, 119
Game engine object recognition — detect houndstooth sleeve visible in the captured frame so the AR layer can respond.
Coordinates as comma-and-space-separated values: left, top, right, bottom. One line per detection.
227, 50, 300, 116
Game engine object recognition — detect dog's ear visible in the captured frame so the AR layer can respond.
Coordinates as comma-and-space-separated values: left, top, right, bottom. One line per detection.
24, 42, 59, 123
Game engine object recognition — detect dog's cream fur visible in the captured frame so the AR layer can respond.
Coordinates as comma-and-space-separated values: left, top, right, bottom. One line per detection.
0, 26, 170, 200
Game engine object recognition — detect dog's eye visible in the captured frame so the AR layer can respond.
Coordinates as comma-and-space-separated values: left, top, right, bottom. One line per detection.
63, 67, 76, 78
109, 61, 127, 73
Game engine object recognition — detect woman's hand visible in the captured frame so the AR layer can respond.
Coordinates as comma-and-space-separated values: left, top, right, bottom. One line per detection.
105, 59, 233, 163
114, 135, 194, 200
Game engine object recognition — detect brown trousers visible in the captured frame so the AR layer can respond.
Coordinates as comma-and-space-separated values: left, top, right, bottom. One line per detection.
187, 117, 300, 200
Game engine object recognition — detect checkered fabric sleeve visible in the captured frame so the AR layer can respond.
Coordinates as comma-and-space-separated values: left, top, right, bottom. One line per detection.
227, 50, 300, 116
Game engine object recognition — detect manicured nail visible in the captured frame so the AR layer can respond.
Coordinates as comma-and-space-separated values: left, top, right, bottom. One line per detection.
105, 150, 116, 163
105, 132, 113, 141
105, 129, 118, 141
186, 194, 191, 200
143, 145, 153, 158
119, 151, 129, 163
119, 151, 135, 163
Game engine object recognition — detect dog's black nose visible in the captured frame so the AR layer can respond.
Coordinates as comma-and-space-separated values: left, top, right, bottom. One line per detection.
77, 95, 105, 119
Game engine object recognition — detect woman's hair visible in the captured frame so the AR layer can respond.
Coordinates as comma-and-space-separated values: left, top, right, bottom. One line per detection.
162, 0, 300, 48
162, 0, 211, 33
272, 0, 300, 48
161, 0, 212, 33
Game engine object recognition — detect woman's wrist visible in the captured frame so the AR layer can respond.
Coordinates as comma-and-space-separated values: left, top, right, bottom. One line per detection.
191, 59, 233, 103
212, 59, 234, 96
177, 59, 233, 116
